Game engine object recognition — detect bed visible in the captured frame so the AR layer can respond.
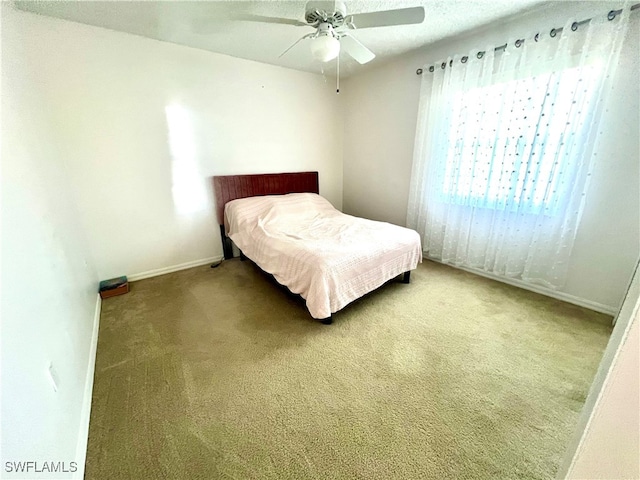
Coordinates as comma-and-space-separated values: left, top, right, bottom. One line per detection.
212, 172, 422, 324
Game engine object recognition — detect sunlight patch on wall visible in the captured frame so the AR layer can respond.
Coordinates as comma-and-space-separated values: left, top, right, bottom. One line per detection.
165, 104, 207, 215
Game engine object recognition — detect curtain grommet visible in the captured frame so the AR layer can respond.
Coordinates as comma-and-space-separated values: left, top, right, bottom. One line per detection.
534, 33, 540, 42
515, 39, 523, 48
441, 62, 446, 69
550, 28, 557, 37
607, 10, 617, 20
571, 22, 579, 31
461, 56, 468, 63
416, 68, 423, 75
428, 65, 435, 72
477, 51, 484, 59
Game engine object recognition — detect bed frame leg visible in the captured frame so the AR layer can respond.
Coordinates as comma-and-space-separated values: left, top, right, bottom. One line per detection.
240, 250, 246, 261
220, 225, 233, 260
320, 316, 333, 325
402, 271, 411, 284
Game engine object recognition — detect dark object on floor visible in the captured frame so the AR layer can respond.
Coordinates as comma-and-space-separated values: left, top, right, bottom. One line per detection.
99, 276, 129, 299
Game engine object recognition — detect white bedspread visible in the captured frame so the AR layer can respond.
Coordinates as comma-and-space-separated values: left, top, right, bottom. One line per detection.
225, 193, 422, 319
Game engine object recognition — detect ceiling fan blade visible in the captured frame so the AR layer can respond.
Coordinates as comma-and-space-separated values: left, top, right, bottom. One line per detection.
347, 6, 425, 29
340, 34, 375, 64
233, 14, 308, 27
279, 33, 315, 58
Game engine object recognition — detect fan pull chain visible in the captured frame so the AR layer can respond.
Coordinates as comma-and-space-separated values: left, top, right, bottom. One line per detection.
336, 51, 340, 94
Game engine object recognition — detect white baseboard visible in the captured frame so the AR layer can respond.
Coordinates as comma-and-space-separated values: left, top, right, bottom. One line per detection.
426, 257, 618, 316
74, 294, 101, 479
128, 256, 224, 282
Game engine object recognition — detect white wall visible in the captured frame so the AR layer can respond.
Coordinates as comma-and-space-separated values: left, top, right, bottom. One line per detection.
562, 261, 640, 479
10, 7, 343, 281
567, 311, 639, 479
342, 1, 639, 312
1, 4, 100, 476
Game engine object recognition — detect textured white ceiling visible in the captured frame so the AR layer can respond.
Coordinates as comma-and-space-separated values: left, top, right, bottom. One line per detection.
15, 0, 551, 77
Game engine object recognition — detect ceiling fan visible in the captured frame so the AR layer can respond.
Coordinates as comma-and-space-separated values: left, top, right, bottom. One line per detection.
235, 1, 426, 65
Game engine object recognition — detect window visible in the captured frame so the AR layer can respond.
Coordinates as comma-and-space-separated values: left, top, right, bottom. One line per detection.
439, 62, 602, 215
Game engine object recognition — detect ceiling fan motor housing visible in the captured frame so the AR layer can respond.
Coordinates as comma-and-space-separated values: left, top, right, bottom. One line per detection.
304, 1, 347, 27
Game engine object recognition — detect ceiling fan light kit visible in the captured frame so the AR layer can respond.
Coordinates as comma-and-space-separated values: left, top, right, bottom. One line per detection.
310, 33, 341, 62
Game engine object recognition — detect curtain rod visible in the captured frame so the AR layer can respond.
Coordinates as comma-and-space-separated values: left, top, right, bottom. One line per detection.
416, 3, 639, 75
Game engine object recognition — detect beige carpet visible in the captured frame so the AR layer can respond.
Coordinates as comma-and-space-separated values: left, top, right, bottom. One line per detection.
86, 259, 611, 479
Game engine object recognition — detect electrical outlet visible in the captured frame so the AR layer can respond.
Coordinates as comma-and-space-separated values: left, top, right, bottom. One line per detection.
47, 362, 59, 392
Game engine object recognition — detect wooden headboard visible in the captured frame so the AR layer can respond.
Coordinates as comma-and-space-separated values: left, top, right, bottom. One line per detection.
212, 171, 319, 259
212, 171, 319, 225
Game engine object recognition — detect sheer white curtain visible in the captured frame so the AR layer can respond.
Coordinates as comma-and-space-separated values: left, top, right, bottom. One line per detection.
407, 8, 630, 289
